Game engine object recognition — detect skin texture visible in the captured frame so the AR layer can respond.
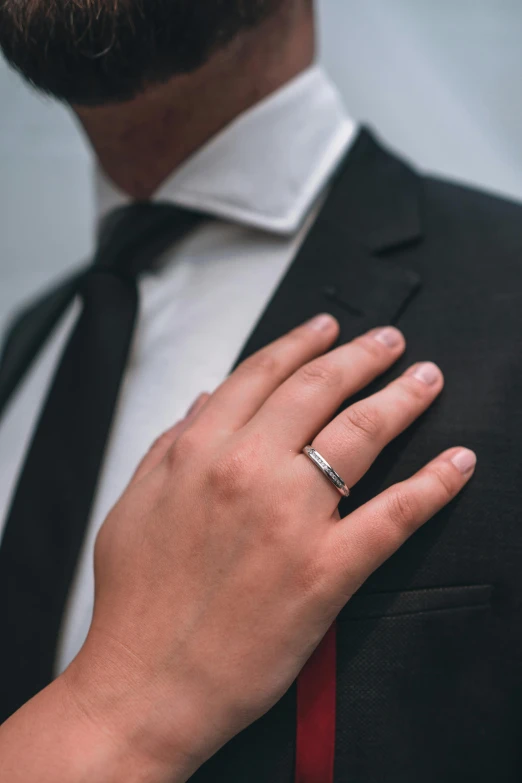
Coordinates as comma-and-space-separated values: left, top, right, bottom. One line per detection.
73, 2, 314, 197
0, 318, 476, 783
0, 0, 315, 196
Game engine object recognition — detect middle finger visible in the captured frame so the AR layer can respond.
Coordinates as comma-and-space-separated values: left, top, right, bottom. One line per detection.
301, 361, 444, 512
246, 325, 406, 448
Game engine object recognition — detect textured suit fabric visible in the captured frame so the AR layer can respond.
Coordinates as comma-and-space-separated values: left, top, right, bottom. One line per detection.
193, 131, 522, 782
1, 130, 522, 780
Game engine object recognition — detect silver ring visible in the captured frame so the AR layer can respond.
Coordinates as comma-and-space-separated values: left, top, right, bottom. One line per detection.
302, 446, 350, 498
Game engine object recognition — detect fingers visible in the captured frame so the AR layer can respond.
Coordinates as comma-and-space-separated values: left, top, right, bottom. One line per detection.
324, 447, 477, 598
247, 326, 406, 447
301, 361, 444, 511
130, 393, 210, 484
195, 314, 339, 432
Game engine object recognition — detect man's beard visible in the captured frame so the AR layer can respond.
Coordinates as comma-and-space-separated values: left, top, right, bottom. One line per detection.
0, 0, 284, 106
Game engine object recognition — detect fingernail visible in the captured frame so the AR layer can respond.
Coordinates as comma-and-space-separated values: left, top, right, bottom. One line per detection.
186, 393, 207, 417
411, 362, 441, 385
450, 448, 477, 475
373, 326, 403, 348
308, 313, 337, 331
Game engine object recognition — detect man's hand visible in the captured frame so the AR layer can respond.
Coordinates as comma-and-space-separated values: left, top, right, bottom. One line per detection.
1, 317, 476, 783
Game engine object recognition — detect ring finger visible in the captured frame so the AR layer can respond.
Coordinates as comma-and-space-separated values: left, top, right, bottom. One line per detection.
300, 361, 444, 512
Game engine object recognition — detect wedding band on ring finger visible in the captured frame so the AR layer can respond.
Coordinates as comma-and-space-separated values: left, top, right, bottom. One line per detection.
302, 446, 350, 498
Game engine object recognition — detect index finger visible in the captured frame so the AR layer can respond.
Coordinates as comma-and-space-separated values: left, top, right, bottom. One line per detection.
195, 314, 339, 432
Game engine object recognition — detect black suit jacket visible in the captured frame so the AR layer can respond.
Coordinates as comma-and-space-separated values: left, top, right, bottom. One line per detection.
1, 129, 521, 782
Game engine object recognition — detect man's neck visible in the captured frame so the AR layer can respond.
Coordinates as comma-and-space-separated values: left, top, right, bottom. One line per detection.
74, 5, 315, 200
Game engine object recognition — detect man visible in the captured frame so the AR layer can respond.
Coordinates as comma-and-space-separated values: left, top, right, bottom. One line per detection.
0, 1, 520, 781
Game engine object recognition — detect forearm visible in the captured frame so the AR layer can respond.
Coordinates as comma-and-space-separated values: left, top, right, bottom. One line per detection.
0, 674, 192, 783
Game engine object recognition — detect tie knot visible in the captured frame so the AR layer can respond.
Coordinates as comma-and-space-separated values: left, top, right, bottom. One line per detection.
92, 202, 207, 279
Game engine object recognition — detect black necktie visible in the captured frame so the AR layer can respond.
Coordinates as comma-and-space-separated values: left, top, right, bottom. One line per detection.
0, 202, 206, 722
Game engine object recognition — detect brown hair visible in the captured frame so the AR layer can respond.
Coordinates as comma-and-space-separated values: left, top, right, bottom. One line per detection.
0, 0, 283, 106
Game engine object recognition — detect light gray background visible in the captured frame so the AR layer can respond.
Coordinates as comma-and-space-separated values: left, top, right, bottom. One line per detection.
1, 0, 522, 324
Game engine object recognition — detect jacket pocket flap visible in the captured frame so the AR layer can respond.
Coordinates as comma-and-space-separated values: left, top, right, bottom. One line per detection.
338, 583, 493, 621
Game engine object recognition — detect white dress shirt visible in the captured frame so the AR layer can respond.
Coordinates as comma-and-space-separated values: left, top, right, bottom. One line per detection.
0, 65, 356, 673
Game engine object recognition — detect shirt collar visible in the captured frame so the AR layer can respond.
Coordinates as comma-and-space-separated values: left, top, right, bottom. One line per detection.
95, 65, 356, 235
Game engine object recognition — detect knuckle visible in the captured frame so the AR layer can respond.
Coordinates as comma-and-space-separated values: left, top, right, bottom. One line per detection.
286, 329, 315, 358
166, 428, 199, 467
354, 334, 387, 360
298, 358, 343, 390
341, 402, 383, 441
206, 444, 257, 499
386, 487, 420, 535
238, 349, 280, 378
427, 462, 459, 502
287, 325, 310, 346
154, 425, 180, 450
399, 375, 431, 403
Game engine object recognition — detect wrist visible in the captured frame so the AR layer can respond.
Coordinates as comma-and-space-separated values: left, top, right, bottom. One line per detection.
60, 636, 204, 783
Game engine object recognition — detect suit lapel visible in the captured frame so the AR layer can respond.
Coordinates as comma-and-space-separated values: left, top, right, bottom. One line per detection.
0, 272, 82, 418
234, 128, 423, 366
0, 130, 424, 419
